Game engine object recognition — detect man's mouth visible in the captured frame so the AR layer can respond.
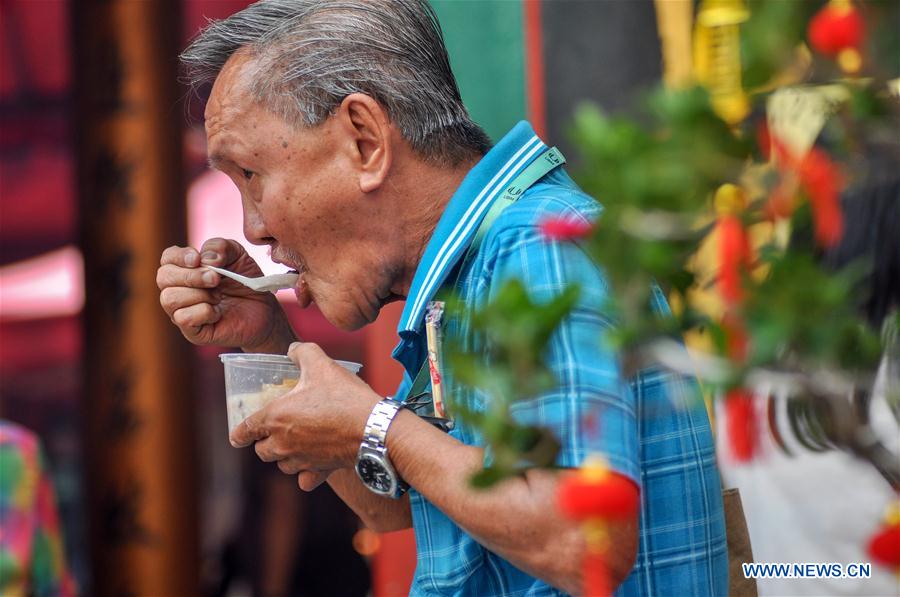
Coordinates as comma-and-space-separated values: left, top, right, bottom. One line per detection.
270, 253, 296, 270
271, 251, 305, 275
271, 249, 313, 307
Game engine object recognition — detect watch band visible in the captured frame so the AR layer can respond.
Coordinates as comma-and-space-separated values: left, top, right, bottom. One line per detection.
360, 398, 404, 453
356, 398, 409, 498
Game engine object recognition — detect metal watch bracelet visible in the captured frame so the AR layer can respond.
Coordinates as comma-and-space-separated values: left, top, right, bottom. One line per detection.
355, 398, 409, 498
360, 398, 404, 452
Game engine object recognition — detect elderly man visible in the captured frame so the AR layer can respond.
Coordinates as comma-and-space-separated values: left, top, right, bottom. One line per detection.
157, 1, 727, 595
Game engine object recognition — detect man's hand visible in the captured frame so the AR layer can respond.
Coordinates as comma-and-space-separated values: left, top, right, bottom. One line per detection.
157, 238, 296, 353
235, 343, 412, 531
228, 344, 635, 592
230, 342, 381, 478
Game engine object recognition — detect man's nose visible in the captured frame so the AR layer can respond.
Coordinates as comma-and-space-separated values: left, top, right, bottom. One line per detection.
241, 196, 269, 245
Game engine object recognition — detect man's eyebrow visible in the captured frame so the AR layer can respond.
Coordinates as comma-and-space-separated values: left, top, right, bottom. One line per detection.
207, 154, 227, 170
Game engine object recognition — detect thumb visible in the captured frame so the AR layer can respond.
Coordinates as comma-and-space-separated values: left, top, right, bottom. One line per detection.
287, 341, 303, 367
287, 341, 325, 372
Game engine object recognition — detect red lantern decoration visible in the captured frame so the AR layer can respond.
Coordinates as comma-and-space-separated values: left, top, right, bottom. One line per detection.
867, 524, 900, 570
762, 134, 796, 219
767, 133, 845, 247
725, 388, 757, 462
867, 503, 900, 573
716, 214, 752, 307
582, 549, 612, 597
557, 458, 640, 597
558, 470, 641, 520
798, 148, 844, 248
808, 0, 864, 57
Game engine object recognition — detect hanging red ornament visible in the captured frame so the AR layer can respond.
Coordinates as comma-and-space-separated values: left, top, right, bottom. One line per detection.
798, 148, 844, 248
539, 216, 595, 242
764, 133, 799, 219
808, 0, 864, 57
766, 131, 845, 246
867, 503, 900, 572
558, 470, 641, 520
582, 548, 611, 597
725, 388, 757, 462
867, 524, 900, 570
722, 312, 749, 363
716, 215, 752, 307
713, 184, 753, 367
557, 457, 640, 597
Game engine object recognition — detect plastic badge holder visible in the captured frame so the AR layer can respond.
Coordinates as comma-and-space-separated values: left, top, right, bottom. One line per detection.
219, 353, 362, 436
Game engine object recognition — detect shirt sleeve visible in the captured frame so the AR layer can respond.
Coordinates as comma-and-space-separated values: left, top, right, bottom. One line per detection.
478, 221, 641, 485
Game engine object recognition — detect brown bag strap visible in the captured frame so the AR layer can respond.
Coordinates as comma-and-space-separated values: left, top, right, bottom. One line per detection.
723, 487, 758, 597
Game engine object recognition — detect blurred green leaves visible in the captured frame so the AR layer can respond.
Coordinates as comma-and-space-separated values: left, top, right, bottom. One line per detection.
740, 0, 811, 89
571, 87, 749, 216
443, 0, 897, 487
743, 250, 882, 370
446, 281, 579, 485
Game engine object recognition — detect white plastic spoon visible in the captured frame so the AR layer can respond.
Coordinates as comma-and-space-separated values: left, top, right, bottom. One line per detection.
204, 265, 299, 294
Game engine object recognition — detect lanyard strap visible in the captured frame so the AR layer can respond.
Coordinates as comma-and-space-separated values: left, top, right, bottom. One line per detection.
402, 146, 567, 410
472, 146, 566, 248
454, 146, 566, 290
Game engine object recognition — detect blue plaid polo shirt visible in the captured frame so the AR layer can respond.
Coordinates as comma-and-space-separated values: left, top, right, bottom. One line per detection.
392, 122, 728, 596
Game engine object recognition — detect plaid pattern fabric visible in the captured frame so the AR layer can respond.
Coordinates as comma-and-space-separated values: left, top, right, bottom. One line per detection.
393, 122, 728, 596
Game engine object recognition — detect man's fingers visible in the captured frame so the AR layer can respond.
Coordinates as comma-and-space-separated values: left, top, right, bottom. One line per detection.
253, 437, 282, 462
160, 245, 200, 268
230, 411, 269, 448
159, 287, 218, 317
172, 302, 221, 330
276, 458, 307, 475
297, 470, 329, 492
157, 263, 220, 291
160, 239, 248, 271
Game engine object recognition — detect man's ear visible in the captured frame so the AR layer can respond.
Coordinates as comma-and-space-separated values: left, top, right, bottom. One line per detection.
337, 93, 393, 193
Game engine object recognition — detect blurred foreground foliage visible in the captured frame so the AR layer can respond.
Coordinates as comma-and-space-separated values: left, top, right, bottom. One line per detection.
445, 0, 899, 487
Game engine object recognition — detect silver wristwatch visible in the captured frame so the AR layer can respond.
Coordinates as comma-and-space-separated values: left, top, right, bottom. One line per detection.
355, 398, 409, 499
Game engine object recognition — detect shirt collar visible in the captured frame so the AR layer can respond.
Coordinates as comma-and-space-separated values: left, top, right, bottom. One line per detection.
397, 121, 547, 337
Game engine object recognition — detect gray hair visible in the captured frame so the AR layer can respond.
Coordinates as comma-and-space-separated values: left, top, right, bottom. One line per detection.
181, 0, 491, 165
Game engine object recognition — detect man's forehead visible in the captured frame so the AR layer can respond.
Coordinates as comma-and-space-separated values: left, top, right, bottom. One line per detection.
204, 51, 257, 127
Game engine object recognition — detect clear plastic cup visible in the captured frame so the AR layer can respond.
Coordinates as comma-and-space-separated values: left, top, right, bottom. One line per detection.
219, 353, 362, 436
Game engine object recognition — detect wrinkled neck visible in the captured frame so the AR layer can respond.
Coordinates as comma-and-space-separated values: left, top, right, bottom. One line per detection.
392, 156, 480, 297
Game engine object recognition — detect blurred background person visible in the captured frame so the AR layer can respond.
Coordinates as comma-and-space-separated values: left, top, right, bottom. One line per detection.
0, 420, 77, 596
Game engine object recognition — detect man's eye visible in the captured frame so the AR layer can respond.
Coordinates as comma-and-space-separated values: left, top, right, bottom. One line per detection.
242, 169, 254, 180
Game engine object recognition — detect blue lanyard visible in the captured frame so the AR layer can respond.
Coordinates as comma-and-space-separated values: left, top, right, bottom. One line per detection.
471, 146, 565, 254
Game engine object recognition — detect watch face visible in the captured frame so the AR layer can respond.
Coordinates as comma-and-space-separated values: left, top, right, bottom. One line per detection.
356, 454, 395, 495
